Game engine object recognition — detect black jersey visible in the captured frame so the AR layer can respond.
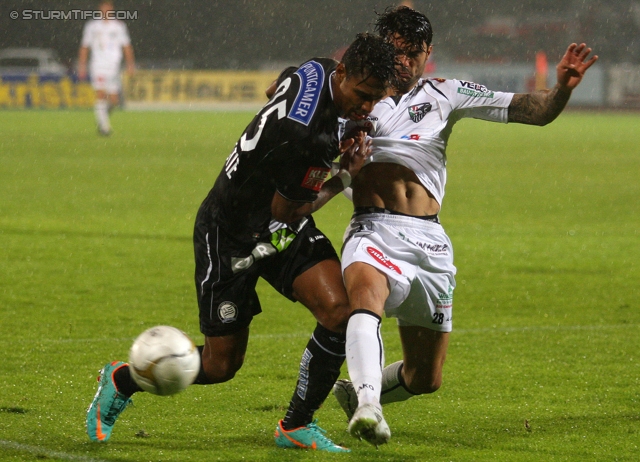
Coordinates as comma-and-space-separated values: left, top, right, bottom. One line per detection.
198, 58, 341, 251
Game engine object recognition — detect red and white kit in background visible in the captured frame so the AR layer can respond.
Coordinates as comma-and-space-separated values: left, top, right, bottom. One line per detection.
81, 18, 131, 93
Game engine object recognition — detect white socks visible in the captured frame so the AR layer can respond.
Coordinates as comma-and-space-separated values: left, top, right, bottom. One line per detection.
381, 360, 417, 404
346, 311, 384, 407
347, 312, 419, 409
95, 99, 111, 133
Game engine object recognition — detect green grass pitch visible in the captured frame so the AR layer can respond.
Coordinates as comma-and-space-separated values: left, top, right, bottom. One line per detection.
0, 109, 638, 461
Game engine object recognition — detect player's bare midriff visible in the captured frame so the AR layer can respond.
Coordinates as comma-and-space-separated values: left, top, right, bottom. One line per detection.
352, 162, 441, 216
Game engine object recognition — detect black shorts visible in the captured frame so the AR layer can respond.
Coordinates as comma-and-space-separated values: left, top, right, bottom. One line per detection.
193, 216, 338, 337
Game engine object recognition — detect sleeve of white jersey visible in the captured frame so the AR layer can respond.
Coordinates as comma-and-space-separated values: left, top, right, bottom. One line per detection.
119, 22, 131, 46
80, 21, 93, 47
448, 78, 514, 123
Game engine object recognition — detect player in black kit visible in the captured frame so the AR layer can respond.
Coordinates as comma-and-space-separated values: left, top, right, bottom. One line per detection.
86, 33, 398, 452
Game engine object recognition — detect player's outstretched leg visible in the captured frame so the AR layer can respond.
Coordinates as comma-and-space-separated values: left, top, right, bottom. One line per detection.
348, 403, 391, 447
334, 362, 418, 421
333, 379, 358, 420
274, 419, 350, 452
86, 361, 132, 442
94, 99, 112, 136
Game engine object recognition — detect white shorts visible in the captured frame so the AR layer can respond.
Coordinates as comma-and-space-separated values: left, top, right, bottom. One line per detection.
90, 70, 121, 94
341, 212, 456, 332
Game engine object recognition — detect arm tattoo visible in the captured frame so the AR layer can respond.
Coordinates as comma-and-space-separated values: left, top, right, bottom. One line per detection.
508, 85, 572, 126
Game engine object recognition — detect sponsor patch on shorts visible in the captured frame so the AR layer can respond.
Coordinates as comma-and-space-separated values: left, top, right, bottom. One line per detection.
308, 234, 325, 243
420, 243, 450, 255
436, 286, 453, 310
218, 301, 238, 323
366, 246, 402, 274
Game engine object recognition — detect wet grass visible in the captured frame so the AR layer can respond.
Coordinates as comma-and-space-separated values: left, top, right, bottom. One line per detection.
0, 109, 638, 461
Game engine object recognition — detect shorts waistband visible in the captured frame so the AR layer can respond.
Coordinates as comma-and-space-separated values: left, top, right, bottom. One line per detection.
353, 206, 440, 224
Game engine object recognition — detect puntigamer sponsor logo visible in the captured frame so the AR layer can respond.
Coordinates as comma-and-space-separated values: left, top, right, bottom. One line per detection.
289, 60, 324, 125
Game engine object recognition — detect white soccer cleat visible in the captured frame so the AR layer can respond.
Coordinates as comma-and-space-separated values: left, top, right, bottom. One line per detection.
333, 379, 358, 420
348, 403, 391, 447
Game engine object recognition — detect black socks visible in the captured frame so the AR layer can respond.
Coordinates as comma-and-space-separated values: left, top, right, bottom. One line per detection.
114, 363, 143, 397
281, 323, 346, 430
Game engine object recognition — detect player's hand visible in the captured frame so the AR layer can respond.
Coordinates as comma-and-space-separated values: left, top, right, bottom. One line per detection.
339, 130, 372, 177
556, 43, 598, 91
78, 66, 87, 81
342, 118, 376, 140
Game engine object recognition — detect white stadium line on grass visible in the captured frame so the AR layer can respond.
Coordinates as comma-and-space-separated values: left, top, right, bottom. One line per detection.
8, 323, 638, 346
455, 323, 639, 334
0, 440, 109, 462
27, 333, 313, 344
249, 323, 639, 338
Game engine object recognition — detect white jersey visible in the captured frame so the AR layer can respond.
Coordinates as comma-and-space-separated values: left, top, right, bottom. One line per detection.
367, 78, 514, 207
81, 19, 130, 74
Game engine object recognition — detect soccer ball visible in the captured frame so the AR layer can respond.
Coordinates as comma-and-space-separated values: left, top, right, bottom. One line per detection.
128, 325, 200, 396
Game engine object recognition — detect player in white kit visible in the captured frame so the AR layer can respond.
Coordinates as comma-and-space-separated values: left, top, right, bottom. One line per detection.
333, 6, 598, 446
78, 1, 135, 135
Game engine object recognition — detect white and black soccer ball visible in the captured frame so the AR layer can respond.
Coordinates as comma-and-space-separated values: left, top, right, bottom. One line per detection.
128, 325, 200, 396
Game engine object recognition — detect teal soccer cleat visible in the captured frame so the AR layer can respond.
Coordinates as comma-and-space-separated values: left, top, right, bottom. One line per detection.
86, 361, 132, 442
274, 419, 350, 452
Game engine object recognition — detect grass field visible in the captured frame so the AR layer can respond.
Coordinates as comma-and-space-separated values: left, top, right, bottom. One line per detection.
0, 109, 638, 462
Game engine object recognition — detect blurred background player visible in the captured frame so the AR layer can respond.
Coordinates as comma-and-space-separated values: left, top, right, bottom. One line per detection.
85, 33, 398, 452
332, 6, 598, 447
78, 1, 135, 136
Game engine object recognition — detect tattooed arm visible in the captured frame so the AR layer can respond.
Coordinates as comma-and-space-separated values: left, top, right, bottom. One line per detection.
508, 86, 573, 126
508, 43, 598, 126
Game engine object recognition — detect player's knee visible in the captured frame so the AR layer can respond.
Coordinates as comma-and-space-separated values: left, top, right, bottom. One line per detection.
408, 375, 442, 395
403, 367, 443, 395
318, 300, 350, 332
207, 368, 239, 384
212, 366, 239, 383
416, 380, 442, 395
201, 356, 244, 384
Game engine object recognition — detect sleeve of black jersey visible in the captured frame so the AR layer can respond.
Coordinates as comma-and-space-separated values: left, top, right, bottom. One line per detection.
276, 66, 298, 85
274, 149, 331, 203
237, 69, 307, 164
268, 59, 335, 202
254, 61, 334, 204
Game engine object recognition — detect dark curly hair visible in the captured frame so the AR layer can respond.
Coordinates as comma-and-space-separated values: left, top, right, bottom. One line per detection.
341, 32, 399, 89
375, 5, 433, 52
